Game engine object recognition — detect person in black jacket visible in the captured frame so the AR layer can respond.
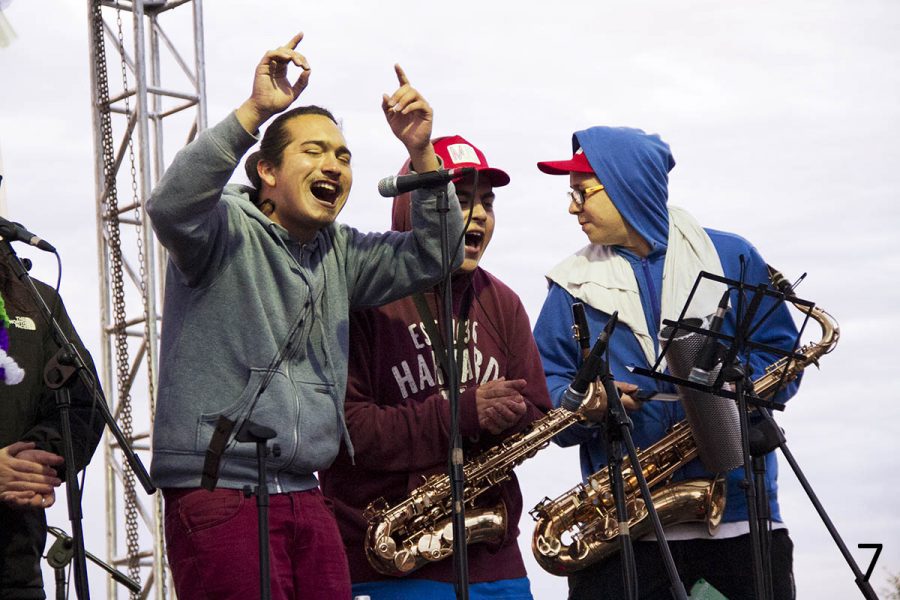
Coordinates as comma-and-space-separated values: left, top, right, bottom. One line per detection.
0, 248, 104, 599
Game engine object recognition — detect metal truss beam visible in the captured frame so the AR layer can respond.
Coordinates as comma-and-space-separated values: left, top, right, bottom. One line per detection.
87, 1, 206, 597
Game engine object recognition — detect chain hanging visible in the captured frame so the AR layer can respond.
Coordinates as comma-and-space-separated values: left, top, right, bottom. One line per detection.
90, 0, 142, 595
113, 7, 143, 595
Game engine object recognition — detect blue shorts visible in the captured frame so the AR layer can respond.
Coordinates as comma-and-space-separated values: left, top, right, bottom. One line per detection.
352, 577, 533, 600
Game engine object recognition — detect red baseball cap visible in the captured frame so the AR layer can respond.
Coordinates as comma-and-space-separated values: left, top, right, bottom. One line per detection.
537, 147, 595, 175
433, 135, 510, 187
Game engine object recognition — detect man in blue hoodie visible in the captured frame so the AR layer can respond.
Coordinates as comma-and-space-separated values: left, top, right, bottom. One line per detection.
532, 128, 799, 599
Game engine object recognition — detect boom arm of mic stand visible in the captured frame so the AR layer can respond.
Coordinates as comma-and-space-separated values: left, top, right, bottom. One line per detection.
73, 365, 155, 494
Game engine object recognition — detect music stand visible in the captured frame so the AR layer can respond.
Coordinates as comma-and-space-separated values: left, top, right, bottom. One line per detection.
632, 267, 877, 600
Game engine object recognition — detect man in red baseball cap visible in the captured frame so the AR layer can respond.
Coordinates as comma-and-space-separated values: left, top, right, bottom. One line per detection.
321, 135, 551, 600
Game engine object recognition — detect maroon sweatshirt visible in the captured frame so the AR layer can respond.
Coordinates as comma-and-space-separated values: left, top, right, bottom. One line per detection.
319, 189, 551, 585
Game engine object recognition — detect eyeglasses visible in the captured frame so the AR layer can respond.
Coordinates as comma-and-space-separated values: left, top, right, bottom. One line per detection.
568, 183, 605, 207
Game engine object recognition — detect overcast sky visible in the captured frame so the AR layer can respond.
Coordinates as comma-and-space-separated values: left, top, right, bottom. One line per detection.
1, 1, 899, 598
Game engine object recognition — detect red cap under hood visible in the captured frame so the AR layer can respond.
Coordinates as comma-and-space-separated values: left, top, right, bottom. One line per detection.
391, 135, 510, 232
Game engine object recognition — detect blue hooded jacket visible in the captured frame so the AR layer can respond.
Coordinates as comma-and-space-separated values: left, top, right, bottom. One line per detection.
576, 126, 673, 255
534, 126, 800, 524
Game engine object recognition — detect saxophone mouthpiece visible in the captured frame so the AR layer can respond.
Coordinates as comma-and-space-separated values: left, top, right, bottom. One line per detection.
767, 264, 806, 298
571, 302, 591, 355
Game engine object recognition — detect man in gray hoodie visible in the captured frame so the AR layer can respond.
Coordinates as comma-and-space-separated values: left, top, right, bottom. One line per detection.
146, 32, 463, 599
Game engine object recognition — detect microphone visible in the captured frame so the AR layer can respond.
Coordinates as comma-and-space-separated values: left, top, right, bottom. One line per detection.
0, 216, 56, 253
377, 167, 476, 197
659, 308, 743, 472
687, 290, 730, 387
562, 311, 618, 412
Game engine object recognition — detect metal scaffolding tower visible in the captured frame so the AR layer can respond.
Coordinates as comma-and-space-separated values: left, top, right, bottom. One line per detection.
87, 1, 206, 597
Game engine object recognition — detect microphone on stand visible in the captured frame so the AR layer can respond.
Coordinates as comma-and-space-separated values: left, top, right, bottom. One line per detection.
562, 311, 618, 412
0, 216, 56, 253
660, 293, 744, 473
377, 167, 476, 197
688, 290, 731, 387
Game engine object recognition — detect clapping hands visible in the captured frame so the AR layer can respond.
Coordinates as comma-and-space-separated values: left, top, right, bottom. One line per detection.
0, 441, 64, 509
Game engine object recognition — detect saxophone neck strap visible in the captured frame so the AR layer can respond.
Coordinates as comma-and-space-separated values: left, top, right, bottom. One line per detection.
412, 281, 473, 385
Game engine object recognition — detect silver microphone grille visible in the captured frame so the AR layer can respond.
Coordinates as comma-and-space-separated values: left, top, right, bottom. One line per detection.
377, 176, 398, 198
659, 318, 743, 473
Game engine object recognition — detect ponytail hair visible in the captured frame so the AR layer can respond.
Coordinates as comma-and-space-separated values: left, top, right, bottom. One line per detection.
244, 150, 263, 189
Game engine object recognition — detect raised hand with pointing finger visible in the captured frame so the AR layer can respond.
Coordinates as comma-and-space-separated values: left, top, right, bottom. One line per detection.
236, 31, 311, 134
382, 64, 438, 173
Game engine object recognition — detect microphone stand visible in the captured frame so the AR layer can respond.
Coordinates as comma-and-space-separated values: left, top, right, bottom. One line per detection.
599, 361, 638, 600
737, 274, 878, 600
0, 239, 155, 600
597, 328, 689, 600
43, 348, 90, 600
235, 421, 279, 600
749, 410, 879, 600
749, 405, 777, 600
722, 279, 771, 600
200, 295, 312, 599
713, 271, 819, 600
632, 271, 791, 600
46, 526, 141, 598
716, 276, 878, 600
434, 186, 470, 600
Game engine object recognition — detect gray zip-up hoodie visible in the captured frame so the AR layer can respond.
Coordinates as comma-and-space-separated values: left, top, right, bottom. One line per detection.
147, 112, 464, 493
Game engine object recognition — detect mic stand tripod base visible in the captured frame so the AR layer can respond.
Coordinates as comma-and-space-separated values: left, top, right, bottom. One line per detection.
46, 527, 141, 596
599, 365, 689, 600
602, 398, 638, 600
722, 364, 772, 600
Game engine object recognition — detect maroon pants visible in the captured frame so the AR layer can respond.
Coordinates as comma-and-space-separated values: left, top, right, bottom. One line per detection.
163, 487, 351, 600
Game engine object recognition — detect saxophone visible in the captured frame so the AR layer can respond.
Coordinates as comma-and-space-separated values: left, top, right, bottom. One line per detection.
364, 304, 598, 576
364, 405, 587, 576
530, 267, 840, 575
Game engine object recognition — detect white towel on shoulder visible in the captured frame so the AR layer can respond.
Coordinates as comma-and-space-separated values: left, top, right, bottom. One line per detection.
547, 205, 726, 368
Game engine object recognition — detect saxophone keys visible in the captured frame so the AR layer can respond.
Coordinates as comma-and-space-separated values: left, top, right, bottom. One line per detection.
374, 535, 396, 559
392, 548, 417, 573
418, 530, 452, 561
535, 534, 561, 556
